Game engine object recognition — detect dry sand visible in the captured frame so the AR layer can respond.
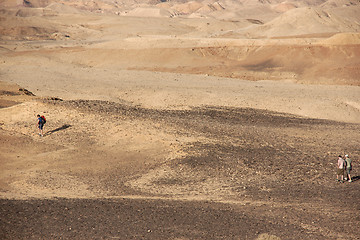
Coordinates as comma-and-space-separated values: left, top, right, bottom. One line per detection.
0, 1, 360, 239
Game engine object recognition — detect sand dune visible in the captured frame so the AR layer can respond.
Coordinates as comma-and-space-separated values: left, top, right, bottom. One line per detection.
124, 7, 177, 18
244, 6, 360, 37
45, 2, 81, 14
321, 0, 360, 8
1, 4, 359, 83
272, 2, 297, 12
5, 0, 356, 20
318, 32, 360, 44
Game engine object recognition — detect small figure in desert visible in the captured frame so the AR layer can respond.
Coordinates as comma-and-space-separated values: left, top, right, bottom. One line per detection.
344, 154, 352, 182
37, 114, 46, 137
336, 155, 345, 183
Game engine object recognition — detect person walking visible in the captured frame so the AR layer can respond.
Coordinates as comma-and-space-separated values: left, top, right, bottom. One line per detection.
37, 114, 45, 137
345, 154, 352, 182
336, 155, 345, 183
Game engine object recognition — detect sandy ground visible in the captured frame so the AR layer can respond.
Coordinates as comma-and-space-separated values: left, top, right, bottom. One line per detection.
1, 1, 360, 239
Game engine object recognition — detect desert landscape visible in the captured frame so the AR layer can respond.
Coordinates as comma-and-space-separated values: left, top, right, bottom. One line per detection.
0, 0, 360, 239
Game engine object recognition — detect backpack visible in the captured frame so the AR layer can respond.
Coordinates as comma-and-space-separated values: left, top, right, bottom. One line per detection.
40, 115, 46, 124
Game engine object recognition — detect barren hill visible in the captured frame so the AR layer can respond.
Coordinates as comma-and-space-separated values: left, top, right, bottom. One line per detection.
3, 0, 358, 18
1, 2, 359, 85
242, 6, 360, 37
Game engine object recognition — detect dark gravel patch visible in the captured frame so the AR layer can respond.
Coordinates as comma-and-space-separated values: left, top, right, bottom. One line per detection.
1, 198, 322, 240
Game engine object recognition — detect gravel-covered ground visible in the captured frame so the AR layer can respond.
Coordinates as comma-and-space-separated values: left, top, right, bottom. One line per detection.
1, 96, 360, 240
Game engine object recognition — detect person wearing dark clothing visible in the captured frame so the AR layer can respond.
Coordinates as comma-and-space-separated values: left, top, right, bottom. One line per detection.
345, 154, 353, 182
37, 114, 45, 137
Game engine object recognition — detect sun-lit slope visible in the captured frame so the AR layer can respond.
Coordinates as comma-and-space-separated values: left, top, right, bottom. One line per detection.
0, 0, 345, 20
320, 0, 360, 8
0, 6, 96, 41
1, 0, 359, 86
123, 7, 179, 18
318, 32, 360, 44
4, 0, 359, 39
33, 34, 357, 86
242, 6, 360, 38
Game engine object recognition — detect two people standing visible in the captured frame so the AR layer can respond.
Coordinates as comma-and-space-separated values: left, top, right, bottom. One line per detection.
337, 155, 352, 183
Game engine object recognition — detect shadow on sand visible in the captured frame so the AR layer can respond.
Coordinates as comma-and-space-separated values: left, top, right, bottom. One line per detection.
351, 175, 360, 182
45, 124, 71, 136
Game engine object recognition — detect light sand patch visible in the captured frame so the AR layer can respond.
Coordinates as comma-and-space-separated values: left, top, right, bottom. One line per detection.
0, 97, 192, 199
0, 170, 97, 200
126, 164, 241, 201
317, 32, 360, 45
345, 101, 360, 111
256, 233, 281, 240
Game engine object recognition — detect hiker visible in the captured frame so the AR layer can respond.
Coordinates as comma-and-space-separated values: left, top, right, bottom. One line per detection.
336, 155, 345, 183
37, 114, 46, 137
344, 154, 352, 182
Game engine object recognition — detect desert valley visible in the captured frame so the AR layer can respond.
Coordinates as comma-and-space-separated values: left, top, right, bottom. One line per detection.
0, 0, 360, 239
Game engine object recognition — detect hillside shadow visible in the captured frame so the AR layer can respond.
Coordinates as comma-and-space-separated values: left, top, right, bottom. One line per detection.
45, 124, 71, 136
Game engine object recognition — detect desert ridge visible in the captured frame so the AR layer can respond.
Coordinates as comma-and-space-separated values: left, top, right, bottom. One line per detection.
1, 0, 360, 86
